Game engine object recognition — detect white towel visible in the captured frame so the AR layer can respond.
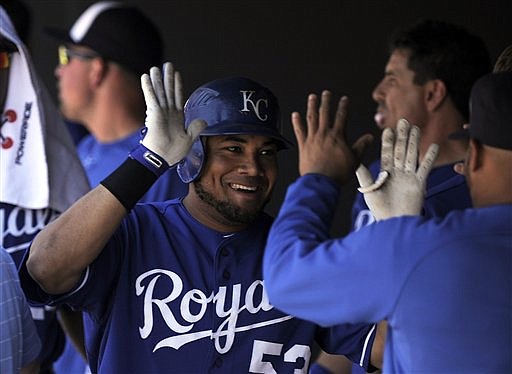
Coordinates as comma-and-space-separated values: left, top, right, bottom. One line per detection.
0, 7, 90, 212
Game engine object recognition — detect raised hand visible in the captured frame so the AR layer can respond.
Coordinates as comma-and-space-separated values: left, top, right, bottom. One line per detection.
291, 91, 372, 185
140, 62, 206, 167
356, 119, 439, 220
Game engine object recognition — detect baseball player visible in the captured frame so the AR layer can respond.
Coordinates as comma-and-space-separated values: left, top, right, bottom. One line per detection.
312, 19, 491, 373
353, 19, 490, 232
47, 4, 191, 372
263, 73, 512, 372
20, 63, 377, 373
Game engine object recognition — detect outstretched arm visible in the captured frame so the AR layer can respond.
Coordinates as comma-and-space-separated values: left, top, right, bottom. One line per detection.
264, 91, 438, 367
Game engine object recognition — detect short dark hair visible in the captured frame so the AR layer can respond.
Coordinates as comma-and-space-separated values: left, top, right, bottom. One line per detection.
389, 19, 491, 121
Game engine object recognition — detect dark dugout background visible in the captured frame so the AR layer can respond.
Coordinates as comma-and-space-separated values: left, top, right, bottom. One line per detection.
23, 0, 512, 236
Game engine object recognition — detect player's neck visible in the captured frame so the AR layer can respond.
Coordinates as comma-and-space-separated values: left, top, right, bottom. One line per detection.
470, 146, 512, 208
420, 113, 467, 166
421, 138, 467, 167
85, 106, 142, 143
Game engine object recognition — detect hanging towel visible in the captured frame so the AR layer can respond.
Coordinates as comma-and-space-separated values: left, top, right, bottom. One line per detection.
0, 7, 90, 212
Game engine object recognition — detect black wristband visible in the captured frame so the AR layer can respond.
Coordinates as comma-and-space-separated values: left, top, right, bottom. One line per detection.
100, 158, 158, 211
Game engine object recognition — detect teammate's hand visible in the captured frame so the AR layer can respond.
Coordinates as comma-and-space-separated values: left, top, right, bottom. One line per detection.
356, 119, 439, 220
292, 91, 373, 185
140, 62, 206, 166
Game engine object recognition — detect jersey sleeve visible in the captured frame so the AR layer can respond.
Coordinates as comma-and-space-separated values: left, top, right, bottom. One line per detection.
263, 173, 430, 327
315, 322, 376, 370
18, 229, 125, 317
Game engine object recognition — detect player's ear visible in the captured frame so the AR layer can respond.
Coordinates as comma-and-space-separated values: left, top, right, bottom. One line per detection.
89, 57, 109, 87
467, 138, 483, 172
424, 79, 447, 112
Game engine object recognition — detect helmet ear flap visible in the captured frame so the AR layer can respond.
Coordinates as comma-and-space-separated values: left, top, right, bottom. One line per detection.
177, 137, 206, 183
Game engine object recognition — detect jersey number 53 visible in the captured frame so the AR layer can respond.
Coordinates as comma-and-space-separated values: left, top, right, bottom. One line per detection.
249, 340, 311, 373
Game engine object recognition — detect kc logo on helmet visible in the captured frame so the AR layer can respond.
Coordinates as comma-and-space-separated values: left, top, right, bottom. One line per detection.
240, 91, 268, 122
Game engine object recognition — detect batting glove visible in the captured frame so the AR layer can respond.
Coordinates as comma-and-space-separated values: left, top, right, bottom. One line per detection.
131, 62, 206, 176
355, 119, 439, 220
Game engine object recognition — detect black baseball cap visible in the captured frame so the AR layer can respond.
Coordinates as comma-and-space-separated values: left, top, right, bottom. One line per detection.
44, 1, 162, 77
450, 71, 512, 151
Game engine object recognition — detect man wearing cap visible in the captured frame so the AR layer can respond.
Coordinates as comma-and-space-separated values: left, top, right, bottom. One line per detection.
45, 2, 188, 372
47, 1, 187, 200
263, 72, 512, 372
19, 63, 378, 373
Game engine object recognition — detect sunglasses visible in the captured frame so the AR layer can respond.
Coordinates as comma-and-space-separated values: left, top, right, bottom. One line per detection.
58, 45, 99, 65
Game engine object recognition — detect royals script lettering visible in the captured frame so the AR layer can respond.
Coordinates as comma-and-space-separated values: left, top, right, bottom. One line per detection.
136, 269, 293, 354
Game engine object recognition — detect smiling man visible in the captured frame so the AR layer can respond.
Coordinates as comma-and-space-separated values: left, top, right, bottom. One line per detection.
18, 63, 377, 373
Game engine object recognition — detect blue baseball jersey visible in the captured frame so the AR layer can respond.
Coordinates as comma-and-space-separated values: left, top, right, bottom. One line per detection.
264, 174, 512, 373
345, 160, 472, 373
352, 160, 471, 230
0, 202, 65, 369
77, 131, 188, 201
20, 198, 374, 373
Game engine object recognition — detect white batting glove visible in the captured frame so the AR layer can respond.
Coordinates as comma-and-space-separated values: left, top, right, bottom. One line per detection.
139, 62, 206, 169
355, 119, 439, 220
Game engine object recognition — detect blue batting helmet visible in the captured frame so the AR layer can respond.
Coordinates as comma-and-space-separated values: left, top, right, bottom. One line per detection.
177, 77, 292, 183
